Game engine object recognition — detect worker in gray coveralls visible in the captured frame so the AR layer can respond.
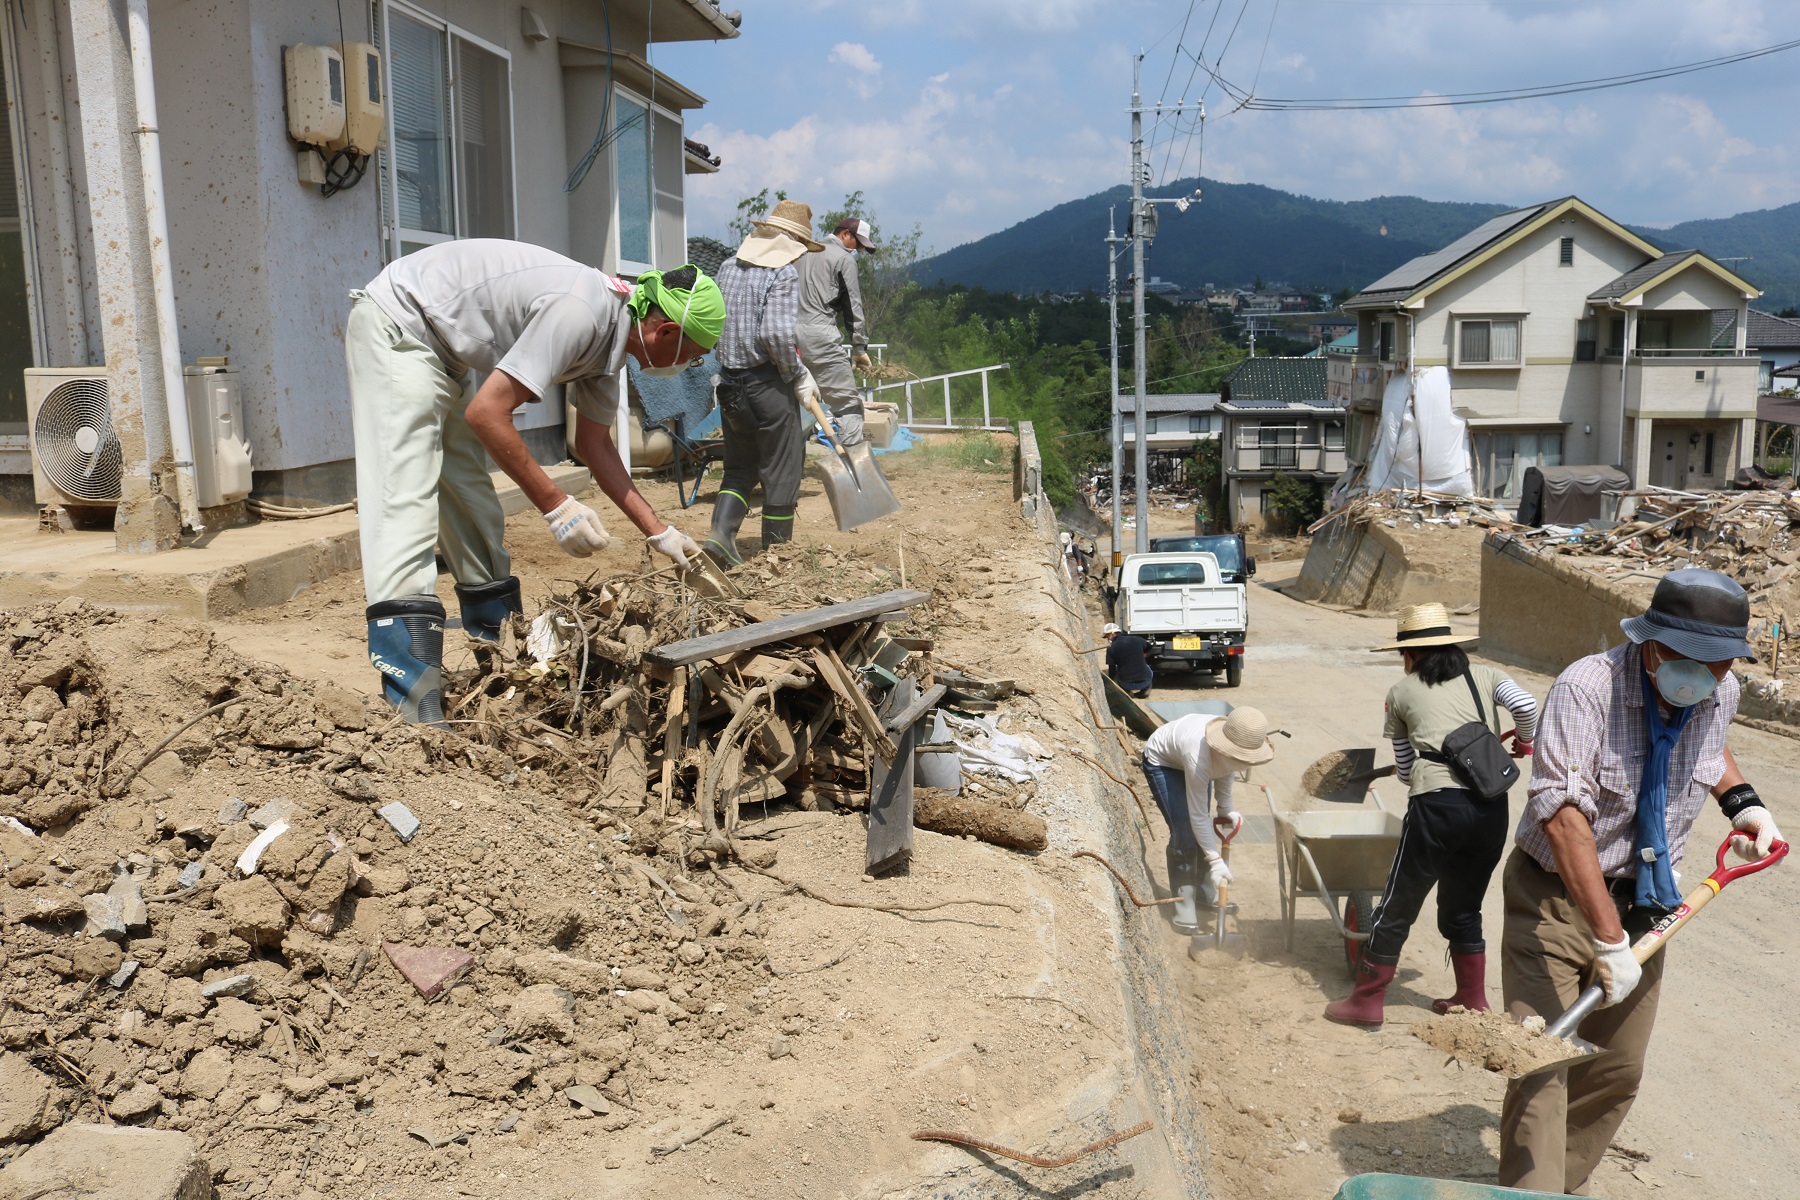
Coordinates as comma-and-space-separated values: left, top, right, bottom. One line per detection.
795, 216, 877, 445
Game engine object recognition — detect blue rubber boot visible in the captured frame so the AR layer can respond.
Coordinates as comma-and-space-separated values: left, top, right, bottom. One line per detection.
454, 575, 522, 644
366, 596, 446, 725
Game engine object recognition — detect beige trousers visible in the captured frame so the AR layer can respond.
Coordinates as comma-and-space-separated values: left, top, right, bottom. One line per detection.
345, 294, 510, 606
1498, 848, 1666, 1194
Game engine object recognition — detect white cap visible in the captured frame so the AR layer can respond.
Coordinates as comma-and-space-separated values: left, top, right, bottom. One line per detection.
1102, 623, 1121, 635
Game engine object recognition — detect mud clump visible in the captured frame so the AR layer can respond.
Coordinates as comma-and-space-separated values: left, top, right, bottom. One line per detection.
1415, 1006, 1589, 1076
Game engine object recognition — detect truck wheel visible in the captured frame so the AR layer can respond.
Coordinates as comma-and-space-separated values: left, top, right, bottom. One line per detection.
1225, 661, 1243, 688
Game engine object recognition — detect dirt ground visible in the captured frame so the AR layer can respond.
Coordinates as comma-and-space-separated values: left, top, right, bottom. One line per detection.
1103, 509, 1800, 1199
1, 446, 1199, 1199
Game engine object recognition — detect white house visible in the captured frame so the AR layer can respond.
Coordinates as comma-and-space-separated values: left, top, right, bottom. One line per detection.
0, 0, 738, 544
1330, 196, 1762, 500
1115, 392, 1223, 452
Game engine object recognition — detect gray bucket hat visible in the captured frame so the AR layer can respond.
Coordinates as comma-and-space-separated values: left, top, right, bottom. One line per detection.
1619, 567, 1754, 662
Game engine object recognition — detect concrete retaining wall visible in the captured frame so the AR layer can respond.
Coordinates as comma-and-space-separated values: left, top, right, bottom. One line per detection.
1291, 516, 1478, 612
1478, 533, 1641, 676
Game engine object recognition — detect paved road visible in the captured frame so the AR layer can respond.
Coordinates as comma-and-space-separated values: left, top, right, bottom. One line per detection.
1101, 543, 1800, 1197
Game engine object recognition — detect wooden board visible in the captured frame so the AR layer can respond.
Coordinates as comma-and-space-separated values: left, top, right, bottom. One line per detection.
645, 590, 931, 667
883, 683, 947, 734
812, 647, 899, 762
1102, 675, 1165, 738
867, 678, 917, 877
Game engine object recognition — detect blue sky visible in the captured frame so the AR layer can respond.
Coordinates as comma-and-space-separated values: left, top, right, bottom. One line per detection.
657, 0, 1797, 255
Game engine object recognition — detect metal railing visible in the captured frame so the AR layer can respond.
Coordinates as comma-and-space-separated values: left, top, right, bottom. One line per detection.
864, 363, 1014, 431
1604, 347, 1755, 359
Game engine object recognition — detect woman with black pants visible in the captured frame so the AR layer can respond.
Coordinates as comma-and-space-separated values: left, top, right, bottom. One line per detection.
1325, 603, 1539, 1028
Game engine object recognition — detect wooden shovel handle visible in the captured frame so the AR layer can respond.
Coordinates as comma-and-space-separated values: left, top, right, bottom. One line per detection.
797, 387, 844, 454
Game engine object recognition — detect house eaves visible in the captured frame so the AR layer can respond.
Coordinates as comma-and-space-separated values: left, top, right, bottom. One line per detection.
1113, 393, 1222, 415
649, 0, 742, 42
1344, 197, 1664, 312
559, 42, 709, 109
1588, 250, 1760, 306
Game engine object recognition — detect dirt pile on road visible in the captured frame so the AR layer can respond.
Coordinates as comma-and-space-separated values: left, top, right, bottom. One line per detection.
0, 543, 942, 1192
1415, 1007, 1586, 1076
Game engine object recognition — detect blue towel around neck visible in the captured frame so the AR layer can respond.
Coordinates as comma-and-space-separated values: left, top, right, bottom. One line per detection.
1633, 667, 1693, 911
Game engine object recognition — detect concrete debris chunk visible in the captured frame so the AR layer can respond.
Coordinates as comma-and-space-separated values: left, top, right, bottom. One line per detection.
377, 801, 421, 843
108, 959, 141, 989
177, 861, 206, 888
2, 814, 37, 837
236, 818, 288, 875
247, 797, 293, 830
200, 972, 256, 999
83, 891, 129, 941
0, 1125, 211, 1199
217, 797, 248, 824
108, 870, 149, 932
564, 1084, 612, 1114
382, 941, 473, 1000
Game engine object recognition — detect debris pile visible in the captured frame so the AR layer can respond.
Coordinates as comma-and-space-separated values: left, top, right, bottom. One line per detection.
1309, 488, 1516, 537
0, 540, 1053, 1191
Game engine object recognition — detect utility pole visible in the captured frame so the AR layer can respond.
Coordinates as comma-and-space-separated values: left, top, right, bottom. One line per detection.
1130, 56, 1150, 555
1107, 206, 1125, 572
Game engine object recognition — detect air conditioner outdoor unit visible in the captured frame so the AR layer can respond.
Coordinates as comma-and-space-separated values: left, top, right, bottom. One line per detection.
25, 363, 255, 513
26, 367, 122, 510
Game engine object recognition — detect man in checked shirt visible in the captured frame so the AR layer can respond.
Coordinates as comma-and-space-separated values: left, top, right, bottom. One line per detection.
1497, 568, 1784, 1192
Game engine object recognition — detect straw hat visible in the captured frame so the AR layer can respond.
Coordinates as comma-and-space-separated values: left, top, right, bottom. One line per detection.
735, 199, 825, 268
1372, 602, 1477, 652
1205, 707, 1276, 766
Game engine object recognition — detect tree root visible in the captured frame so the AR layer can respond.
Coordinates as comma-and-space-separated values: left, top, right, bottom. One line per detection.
911, 1119, 1154, 1168
1072, 850, 1178, 908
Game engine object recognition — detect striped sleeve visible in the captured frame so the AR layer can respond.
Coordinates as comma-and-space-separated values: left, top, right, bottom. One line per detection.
1391, 737, 1415, 784
1494, 678, 1539, 741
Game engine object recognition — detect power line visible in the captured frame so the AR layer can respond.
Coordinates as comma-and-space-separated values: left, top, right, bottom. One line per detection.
1211, 35, 1800, 112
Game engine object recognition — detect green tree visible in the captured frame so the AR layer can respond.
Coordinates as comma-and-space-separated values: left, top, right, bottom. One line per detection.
1190, 439, 1223, 530
1263, 472, 1323, 533
727, 187, 788, 244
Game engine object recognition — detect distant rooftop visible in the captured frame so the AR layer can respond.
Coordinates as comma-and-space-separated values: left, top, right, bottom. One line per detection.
1218, 357, 1334, 409
1114, 392, 1222, 415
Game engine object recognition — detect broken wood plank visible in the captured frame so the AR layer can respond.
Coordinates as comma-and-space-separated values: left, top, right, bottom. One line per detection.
812, 647, 899, 761
883, 683, 948, 734
660, 667, 686, 817
646, 590, 931, 667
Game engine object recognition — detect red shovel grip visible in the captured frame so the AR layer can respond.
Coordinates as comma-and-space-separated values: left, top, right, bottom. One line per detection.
1708, 834, 1789, 888
1214, 812, 1243, 846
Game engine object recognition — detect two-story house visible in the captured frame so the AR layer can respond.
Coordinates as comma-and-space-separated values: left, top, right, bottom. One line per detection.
1217, 357, 1345, 528
1329, 197, 1761, 501
1115, 392, 1224, 453
0, 0, 738, 534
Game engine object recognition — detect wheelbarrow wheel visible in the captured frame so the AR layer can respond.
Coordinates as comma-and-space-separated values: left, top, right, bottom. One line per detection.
1342, 890, 1378, 976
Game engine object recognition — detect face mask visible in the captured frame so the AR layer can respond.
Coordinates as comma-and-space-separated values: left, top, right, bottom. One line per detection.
1649, 647, 1720, 708
637, 287, 701, 378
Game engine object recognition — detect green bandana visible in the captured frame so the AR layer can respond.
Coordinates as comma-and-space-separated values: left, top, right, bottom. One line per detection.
628, 267, 725, 350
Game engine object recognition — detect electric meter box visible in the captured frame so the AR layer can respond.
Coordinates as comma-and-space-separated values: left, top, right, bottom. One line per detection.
283, 43, 346, 147
330, 42, 385, 155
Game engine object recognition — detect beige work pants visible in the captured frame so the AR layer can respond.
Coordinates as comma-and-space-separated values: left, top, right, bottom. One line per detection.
345, 294, 510, 606
1497, 849, 1666, 1194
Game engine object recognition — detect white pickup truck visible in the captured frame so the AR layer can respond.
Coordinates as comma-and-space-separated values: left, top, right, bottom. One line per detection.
1116, 552, 1249, 687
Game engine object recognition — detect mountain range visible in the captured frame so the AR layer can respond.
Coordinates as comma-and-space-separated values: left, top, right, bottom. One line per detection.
914, 178, 1800, 312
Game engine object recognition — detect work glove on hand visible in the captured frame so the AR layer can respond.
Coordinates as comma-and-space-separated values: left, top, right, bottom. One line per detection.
1729, 805, 1784, 861
795, 367, 822, 411
1214, 810, 1243, 837
852, 351, 873, 371
1202, 853, 1233, 890
647, 525, 702, 568
544, 496, 610, 557
1591, 934, 1642, 1008
1508, 733, 1534, 758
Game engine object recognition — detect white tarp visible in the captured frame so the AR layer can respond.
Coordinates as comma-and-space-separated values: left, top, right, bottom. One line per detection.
1365, 366, 1474, 495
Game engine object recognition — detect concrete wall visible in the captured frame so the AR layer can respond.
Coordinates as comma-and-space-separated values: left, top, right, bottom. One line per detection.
1478, 532, 1644, 676
1290, 516, 1481, 612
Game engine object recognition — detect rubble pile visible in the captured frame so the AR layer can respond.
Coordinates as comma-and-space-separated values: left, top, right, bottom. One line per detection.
1310, 488, 1515, 536
0, 537, 1010, 1193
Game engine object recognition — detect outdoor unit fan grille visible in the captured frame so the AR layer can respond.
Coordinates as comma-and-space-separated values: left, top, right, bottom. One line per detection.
34, 376, 123, 502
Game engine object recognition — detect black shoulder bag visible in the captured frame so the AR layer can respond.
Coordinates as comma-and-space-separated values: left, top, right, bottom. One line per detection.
1418, 670, 1519, 801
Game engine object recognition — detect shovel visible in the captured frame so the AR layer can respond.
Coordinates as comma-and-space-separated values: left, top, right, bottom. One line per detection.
1512, 831, 1789, 1078
678, 549, 742, 600
799, 389, 901, 531
1302, 747, 1397, 804
1190, 813, 1247, 957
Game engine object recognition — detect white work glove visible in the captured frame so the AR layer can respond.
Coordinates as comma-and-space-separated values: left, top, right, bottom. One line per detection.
852, 351, 873, 371
1730, 805, 1783, 861
543, 496, 610, 557
795, 367, 822, 411
647, 525, 701, 568
1202, 853, 1232, 889
1591, 934, 1642, 1008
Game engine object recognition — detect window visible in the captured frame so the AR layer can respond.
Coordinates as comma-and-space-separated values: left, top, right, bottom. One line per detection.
1324, 420, 1345, 451
1455, 317, 1523, 367
1472, 428, 1564, 499
1121, 416, 1134, 436
1378, 320, 1396, 362
1258, 424, 1299, 470
1576, 318, 1596, 362
1559, 237, 1574, 266
379, 3, 515, 257
613, 87, 687, 273
1703, 431, 1715, 475
1145, 417, 1159, 435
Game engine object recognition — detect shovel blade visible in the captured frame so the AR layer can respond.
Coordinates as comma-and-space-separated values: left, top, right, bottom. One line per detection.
1512, 1034, 1610, 1080
814, 441, 902, 531
680, 553, 742, 600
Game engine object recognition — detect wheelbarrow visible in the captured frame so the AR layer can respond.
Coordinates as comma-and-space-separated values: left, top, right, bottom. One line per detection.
660, 416, 725, 510
1265, 786, 1403, 976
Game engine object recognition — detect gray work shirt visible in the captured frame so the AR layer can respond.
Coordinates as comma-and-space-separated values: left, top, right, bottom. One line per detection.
795, 236, 868, 348
362, 238, 633, 424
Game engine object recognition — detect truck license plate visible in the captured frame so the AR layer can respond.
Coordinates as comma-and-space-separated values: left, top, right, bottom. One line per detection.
1172, 636, 1204, 651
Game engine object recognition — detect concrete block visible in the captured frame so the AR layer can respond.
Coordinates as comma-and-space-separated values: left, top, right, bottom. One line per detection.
217, 797, 247, 824
246, 797, 292, 830
82, 892, 128, 941
200, 973, 256, 1000
0, 1123, 210, 1199
177, 861, 206, 888
377, 802, 420, 843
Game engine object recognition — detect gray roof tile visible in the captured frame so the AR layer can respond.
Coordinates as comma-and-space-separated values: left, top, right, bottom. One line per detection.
1587, 251, 1699, 302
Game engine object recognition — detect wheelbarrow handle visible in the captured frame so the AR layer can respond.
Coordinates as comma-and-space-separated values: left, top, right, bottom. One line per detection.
1545, 834, 1788, 1041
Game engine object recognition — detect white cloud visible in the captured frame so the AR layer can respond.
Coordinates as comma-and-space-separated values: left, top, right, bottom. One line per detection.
828, 41, 883, 98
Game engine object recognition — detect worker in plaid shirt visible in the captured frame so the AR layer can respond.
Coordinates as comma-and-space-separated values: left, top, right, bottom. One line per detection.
1497, 568, 1784, 1192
